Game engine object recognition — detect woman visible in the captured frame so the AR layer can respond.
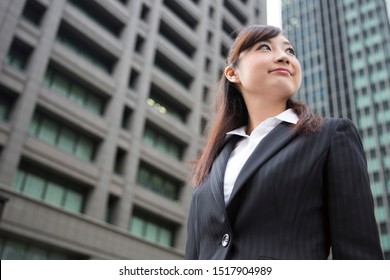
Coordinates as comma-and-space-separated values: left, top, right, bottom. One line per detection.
185, 25, 383, 259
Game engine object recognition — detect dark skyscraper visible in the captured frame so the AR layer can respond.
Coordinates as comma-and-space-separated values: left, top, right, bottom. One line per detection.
283, 0, 390, 259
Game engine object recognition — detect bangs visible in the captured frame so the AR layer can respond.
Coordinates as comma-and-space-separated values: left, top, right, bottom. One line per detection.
228, 25, 282, 65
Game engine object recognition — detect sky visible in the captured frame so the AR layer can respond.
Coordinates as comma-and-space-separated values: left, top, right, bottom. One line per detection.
267, 0, 282, 28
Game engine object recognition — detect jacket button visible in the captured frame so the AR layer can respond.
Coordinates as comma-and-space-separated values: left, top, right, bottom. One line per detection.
221, 234, 230, 247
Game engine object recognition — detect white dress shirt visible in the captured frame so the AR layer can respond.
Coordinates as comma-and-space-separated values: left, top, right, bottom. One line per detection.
223, 109, 299, 204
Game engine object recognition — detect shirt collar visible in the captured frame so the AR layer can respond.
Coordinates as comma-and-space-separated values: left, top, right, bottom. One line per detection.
276, 108, 299, 125
226, 108, 299, 136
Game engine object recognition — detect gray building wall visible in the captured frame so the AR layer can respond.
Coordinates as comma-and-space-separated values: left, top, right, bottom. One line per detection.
0, 0, 266, 259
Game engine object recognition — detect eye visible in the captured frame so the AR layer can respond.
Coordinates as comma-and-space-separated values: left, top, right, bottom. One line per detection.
257, 44, 271, 51
286, 47, 296, 56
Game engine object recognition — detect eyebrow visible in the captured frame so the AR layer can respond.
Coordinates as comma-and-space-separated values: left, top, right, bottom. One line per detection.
260, 39, 293, 46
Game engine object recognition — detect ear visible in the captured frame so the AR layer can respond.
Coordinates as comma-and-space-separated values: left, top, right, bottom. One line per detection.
224, 64, 240, 83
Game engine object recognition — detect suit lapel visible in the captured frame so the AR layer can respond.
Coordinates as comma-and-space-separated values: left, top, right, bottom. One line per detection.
209, 134, 242, 211
226, 122, 297, 207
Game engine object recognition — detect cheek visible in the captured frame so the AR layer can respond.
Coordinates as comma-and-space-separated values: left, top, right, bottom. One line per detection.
240, 71, 264, 90
295, 72, 302, 87
293, 64, 302, 87
239, 62, 266, 83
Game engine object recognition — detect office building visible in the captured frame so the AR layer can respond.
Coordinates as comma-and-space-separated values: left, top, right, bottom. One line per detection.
282, 0, 390, 259
0, 0, 266, 259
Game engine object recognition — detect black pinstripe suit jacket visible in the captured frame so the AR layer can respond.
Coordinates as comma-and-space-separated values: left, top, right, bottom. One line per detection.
185, 118, 383, 259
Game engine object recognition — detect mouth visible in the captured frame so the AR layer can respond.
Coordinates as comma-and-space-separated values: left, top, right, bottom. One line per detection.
269, 68, 292, 76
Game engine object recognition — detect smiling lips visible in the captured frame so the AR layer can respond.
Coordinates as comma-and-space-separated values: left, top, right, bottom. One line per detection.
269, 68, 292, 75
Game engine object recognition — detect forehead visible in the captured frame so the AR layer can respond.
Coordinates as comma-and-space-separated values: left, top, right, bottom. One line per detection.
251, 34, 292, 47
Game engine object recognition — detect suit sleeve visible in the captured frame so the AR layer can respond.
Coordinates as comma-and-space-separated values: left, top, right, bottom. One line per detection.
326, 119, 383, 259
185, 190, 199, 259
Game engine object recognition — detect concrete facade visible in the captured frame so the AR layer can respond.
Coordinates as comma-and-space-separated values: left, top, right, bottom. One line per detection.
0, 0, 266, 259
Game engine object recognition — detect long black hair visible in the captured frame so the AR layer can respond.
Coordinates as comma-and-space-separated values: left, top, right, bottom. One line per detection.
192, 25, 323, 187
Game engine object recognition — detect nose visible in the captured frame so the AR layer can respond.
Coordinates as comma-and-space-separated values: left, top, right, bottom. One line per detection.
274, 52, 290, 65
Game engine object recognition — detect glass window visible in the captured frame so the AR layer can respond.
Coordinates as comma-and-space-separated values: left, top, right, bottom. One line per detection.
0, 92, 15, 122
367, 158, 380, 173
121, 106, 132, 130
12, 166, 85, 213
52, 73, 70, 96
48, 252, 68, 260
375, 207, 387, 222
130, 216, 145, 236
85, 95, 103, 115
56, 23, 115, 73
134, 35, 145, 54
136, 164, 180, 200
371, 178, 383, 196
356, 94, 370, 108
145, 222, 158, 242
143, 125, 184, 160
44, 66, 105, 116
68, 0, 123, 37
113, 148, 126, 175
128, 68, 140, 89
156, 136, 168, 151
0, 102, 7, 121
380, 235, 390, 251
5, 40, 32, 70
74, 137, 93, 161
30, 112, 97, 162
38, 118, 58, 145
21, 0, 46, 26
29, 114, 40, 135
148, 84, 188, 123
25, 246, 47, 260
163, 181, 175, 199
143, 128, 154, 145
23, 173, 45, 199
383, 155, 390, 169
57, 127, 76, 153
69, 84, 86, 106
128, 213, 174, 247
154, 51, 193, 88
12, 169, 26, 192
1, 240, 26, 260
370, 69, 388, 84
140, 4, 150, 21
63, 189, 83, 213
150, 175, 163, 191
137, 167, 150, 186
167, 143, 180, 159
105, 195, 118, 224
44, 182, 65, 206
0, 236, 77, 260
5, 49, 24, 68
377, 110, 390, 123
159, 228, 172, 247
43, 67, 54, 87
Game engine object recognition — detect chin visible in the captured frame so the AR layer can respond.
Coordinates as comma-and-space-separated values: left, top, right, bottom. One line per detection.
272, 88, 296, 98
269, 82, 298, 93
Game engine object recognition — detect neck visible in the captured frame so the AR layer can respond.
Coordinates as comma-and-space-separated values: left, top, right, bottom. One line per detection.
245, 99, 287, 135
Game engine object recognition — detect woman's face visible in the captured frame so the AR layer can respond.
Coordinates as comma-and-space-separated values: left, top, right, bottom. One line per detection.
226, 34, 302, 103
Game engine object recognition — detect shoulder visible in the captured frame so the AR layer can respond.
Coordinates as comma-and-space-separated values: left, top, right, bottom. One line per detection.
301, 118, 361, 145
321, 118, 359, 134
325, 117, 359, 131
323, 117, 355, 127
322, 118, 363, 147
